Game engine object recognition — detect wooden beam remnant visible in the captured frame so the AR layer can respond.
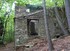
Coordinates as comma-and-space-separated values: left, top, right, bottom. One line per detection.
42, 0, 54, 51
15, 10, 43, 18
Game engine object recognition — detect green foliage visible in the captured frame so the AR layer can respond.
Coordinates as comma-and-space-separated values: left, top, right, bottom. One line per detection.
16, 0, 29, 6
4, 12, 15, 42
0, 0, 15, 43
16, 0, 64, 8
46, 0, 64, 7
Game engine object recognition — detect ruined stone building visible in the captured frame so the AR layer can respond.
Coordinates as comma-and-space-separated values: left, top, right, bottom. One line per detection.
15, 6, 66, 46
15, 6, 47, 46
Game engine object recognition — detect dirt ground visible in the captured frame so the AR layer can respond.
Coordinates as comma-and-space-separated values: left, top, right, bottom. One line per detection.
0, 42, 15, 51
1, 36, 70, 51
16, 36, 70, 51
53, 36, 70, 51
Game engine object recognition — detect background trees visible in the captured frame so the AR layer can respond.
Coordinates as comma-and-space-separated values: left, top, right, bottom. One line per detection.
65, 0, 70, 32
0, 0, 15, 43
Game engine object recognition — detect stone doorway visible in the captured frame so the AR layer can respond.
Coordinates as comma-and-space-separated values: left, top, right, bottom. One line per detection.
27, 19, 39, 36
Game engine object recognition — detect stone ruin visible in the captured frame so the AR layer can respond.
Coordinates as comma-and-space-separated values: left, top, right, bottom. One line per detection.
15, 6, 47, 46
15, 6, 67, 46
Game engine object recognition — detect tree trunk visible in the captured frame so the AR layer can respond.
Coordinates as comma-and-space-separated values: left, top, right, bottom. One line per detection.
54, 1, 68, 35
42, 0, 54, 51
65, 0, 70, 32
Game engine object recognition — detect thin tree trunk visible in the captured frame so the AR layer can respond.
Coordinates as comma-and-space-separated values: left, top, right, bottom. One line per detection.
65, 0, 70, 32
54, 1, 68, 35
42, 0, 54, 51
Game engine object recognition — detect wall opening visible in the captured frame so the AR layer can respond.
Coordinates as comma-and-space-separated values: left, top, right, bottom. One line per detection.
27, 19, 38, 36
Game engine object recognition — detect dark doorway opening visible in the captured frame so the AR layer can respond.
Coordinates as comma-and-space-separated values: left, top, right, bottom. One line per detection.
27, 19, 38, 36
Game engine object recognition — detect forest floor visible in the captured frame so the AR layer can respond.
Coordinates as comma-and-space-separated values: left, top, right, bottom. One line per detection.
0, 36, 70, 51
0, 42, 15, 51
16, 36, 70, 51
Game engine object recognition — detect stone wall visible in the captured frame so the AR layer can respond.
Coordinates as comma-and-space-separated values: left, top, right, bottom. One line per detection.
15, 18, 28, 46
